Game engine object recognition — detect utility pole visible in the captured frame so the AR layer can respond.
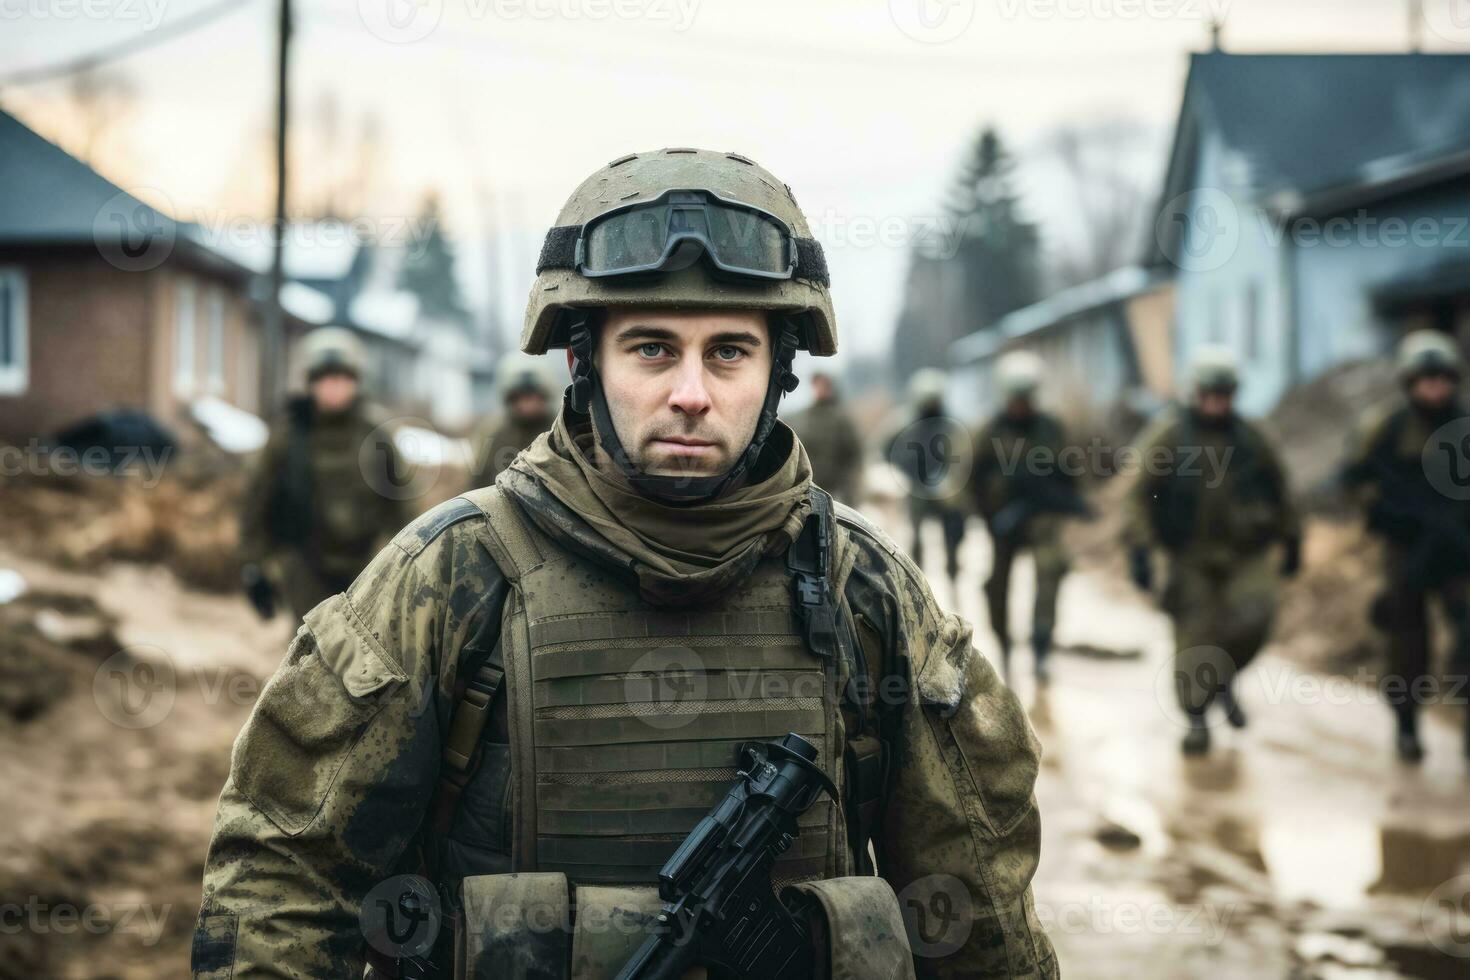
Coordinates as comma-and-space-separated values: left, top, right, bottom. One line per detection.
262, 0, 292, 411
1408, 0, 1423, 52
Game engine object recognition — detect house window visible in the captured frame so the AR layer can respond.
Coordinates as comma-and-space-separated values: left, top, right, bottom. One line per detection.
206, 289, 226, 394
174, 280, 196, 397
0, 268, 27, 396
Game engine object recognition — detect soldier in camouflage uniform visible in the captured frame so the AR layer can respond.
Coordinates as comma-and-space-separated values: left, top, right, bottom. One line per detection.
195, 150, 1056, 979
238, 327, 413, 624
888, 370, 972, 593
1342, 330, 1470, 763
972, 352, 1084, 683
787, 371, 864, 505
468, 357, 556, 487
1124, 347, 1300, 755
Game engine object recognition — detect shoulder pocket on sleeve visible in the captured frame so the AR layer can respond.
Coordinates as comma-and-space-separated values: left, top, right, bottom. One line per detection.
917, 614, 1041, 839
231, 595, 407, 836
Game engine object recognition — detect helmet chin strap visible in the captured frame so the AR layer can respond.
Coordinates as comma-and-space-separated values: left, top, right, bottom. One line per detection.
563, 311, 802, 506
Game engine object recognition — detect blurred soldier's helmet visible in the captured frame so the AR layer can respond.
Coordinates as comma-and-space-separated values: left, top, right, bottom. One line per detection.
1396, 330, 1461, 383
521, 147, 835, 357
996, 350, 1043, 399
496, 355, 554, 401
1189, 344, 1239, 393
908, 369, 948, 404
300, 327, 365, 382
520, 148, 835, 503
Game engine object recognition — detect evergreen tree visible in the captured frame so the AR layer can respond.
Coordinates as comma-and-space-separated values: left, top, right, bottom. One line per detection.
891, 125, 1042, 379
944, 127, 1042, 337
399, 192, 467, 319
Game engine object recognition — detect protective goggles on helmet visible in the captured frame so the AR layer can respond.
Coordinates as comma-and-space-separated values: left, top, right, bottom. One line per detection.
536, 190, 829, 285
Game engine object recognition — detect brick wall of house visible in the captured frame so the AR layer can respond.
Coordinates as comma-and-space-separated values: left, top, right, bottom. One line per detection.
0, 250, 152, 441
0, 249, 259, 444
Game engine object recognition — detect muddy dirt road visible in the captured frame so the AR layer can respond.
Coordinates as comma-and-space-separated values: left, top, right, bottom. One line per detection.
893, 502, 1470, 980
5, 501, 1470, 978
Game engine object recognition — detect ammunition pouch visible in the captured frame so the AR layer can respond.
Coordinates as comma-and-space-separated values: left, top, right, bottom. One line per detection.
783, 878, 916, 980
454, 873, 913, 980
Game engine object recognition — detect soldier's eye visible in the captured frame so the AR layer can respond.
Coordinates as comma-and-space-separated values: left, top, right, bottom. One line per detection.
637, 343, 667, 359
712, 346, 745, 362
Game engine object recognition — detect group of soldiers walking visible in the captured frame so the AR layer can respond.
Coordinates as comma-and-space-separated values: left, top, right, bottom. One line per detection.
207, 145, 1469, 979
795, 333, 1468, 763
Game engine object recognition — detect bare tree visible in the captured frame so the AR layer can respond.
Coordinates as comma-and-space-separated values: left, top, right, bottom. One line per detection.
1038, 116, 1161, 288
66, 68, 137, 164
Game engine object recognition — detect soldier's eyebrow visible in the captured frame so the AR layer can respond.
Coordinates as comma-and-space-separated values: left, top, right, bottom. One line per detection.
614, 326, 680, 344
707, 331, 764, 348
612, 326, 764, 349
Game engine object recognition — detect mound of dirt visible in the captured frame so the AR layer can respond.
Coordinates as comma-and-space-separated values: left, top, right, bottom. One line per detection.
0, 468, 247, 593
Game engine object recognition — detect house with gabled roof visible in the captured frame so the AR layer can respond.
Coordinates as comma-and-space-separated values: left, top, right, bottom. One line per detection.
948, 51, 1470, 425
1149, 51, 1470, 414
0, 107, 270, 442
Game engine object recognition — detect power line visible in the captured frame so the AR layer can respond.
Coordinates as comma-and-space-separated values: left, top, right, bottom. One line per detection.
0, 0, 258, 87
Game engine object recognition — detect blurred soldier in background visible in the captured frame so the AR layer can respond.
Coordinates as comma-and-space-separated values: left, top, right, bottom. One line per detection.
1125, 346, 1301, 755
468, 356, 556, 487
1342, 330, 1470, 763
238, 327, 412, 624
972, 351, 1090, 682
889, 368, 971, 591
787, 370, 864, 504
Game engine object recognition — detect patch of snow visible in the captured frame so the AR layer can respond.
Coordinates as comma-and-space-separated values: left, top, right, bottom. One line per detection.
191, 397, 270, 454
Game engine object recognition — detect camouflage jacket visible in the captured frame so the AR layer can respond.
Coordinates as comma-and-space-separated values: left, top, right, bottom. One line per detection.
788, 399, 865, 504
1123, 406, 1299, 562
195, 467, 1057, 978
239, 395, 413, 579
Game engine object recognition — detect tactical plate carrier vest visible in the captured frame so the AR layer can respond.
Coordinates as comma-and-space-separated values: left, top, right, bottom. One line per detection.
441, 486, 866, 888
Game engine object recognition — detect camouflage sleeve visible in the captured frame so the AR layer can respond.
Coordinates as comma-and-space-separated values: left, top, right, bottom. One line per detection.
193, 501, 505, 978
845, 527, 1056, 979
1340, 403, 1395, 508
238, 422, 286, 568
1121, 411, 1176, 551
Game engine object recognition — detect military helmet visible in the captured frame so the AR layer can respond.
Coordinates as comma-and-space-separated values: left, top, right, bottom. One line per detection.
908, 368, 948, 403
1189, 344, 1239, 393
996, 349, 1043, 399
521, 148, 836, 356
1396, 330, 1461, 383
299, 327, 365, 381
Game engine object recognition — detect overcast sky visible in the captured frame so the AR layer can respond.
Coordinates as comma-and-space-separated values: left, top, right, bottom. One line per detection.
2, 0, 1460, 365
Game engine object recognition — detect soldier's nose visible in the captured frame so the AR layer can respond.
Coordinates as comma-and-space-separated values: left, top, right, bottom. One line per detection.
667, 363, 713, 417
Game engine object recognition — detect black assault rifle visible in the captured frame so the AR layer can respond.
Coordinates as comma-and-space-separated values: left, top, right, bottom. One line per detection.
613, 733, 838, 980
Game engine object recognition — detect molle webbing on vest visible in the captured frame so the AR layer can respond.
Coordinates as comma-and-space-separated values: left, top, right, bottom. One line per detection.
466, 486, 846, 888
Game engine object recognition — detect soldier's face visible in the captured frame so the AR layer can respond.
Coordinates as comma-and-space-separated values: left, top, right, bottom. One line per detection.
1196, 389, 1233, 419
311, 372, 359, 414
509, 390, 549, 421
593, 309, 772, 477
1409, 373, 1456, 411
